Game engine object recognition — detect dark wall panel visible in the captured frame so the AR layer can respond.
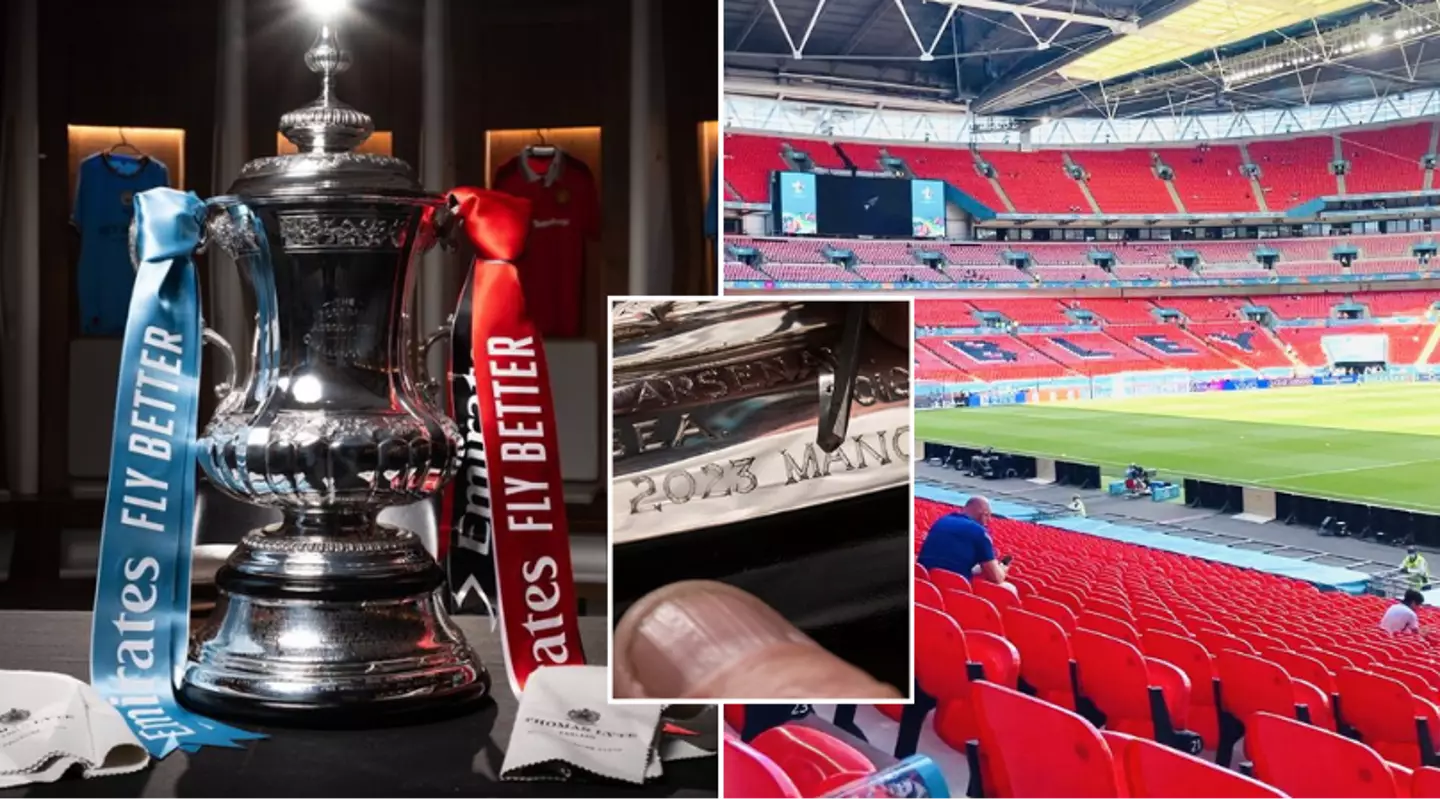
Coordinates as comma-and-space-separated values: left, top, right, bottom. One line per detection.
37, 0, 221, 491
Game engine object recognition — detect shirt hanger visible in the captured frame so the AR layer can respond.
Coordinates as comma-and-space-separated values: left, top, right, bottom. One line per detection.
527, 129, 557, 157
107, 127, 144, 158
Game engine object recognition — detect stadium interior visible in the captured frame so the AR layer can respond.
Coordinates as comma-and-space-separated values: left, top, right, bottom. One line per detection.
724, 0, 1440, 799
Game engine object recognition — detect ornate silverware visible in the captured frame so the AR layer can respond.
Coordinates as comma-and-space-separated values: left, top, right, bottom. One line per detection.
611, 299, 912, 543
178, 22, 485, 723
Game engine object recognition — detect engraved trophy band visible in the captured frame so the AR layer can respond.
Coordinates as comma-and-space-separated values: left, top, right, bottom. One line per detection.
611, 300, 912, 543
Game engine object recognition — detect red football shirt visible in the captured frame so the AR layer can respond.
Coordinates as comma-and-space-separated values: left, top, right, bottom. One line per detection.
492, 150, 600, 338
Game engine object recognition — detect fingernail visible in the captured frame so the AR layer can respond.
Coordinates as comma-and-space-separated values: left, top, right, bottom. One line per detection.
620, 581, 816, 698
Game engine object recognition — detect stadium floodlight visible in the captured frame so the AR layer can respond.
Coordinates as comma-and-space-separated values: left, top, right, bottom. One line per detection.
1367, 32, 1385, 48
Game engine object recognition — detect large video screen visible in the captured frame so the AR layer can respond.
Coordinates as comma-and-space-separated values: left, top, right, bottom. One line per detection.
1322, 333, 1388, 363
775, 172, 818, 235
772, 172, 945, 238
911, 180, 944, 238
815, 175, 912, 238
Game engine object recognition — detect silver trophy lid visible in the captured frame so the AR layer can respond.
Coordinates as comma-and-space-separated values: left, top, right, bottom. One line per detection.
227, 23, 429, 200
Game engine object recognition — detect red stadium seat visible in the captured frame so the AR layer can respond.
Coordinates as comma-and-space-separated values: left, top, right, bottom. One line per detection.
943, 588, 1007, 635
1077, 611, 1143, 649
748, 725, 876, 798
1248, 711, 1405, 798
916, 604, 1021, 750
1043, 588, 1087, 616
1103, 731, 1284, 798
970, 680, 1125, 798
1003, 607, 1079, 709
1072, 628, 1193, 746
913, 497, 1440, 780
1143, 629, 1221, 751
1023, 595, 1078, 636
1374, 663, 1440, 704
916, 579, 944, 611
1335, 667, 1440, 769
1415, 767, 1440, 797
723, 736, 802, 798
1263, 648, 1338, 696
1182, 617, 1231, 637
1195, 629, 1256, 656
1388, 661, 1440, 694
1304, 647, 1359, 678
724, 704, 745, 731
1008, 578, 1039, 598
1137, 614, 1191, 638
915, 563, 929, 581
1235, 630, 1289, 652
929, 568, 972, 593
1332, 647, 1378, 668
1214, 650, 1313, 765
974, 579, 1022, 613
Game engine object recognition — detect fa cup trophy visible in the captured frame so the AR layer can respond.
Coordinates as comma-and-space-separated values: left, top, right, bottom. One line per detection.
177, 24, 485, 722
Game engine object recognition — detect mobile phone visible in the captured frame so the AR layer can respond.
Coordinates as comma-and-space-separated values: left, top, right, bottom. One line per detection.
1000, 555, 1013, 566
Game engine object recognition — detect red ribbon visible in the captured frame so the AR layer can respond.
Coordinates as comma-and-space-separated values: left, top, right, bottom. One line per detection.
444, 186, 587, 693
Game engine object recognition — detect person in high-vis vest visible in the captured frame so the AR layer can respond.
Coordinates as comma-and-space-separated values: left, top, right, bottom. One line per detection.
1401, 545, 1430, 589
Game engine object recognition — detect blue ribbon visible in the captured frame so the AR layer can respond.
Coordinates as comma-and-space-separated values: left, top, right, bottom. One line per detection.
90, 188, 265, 758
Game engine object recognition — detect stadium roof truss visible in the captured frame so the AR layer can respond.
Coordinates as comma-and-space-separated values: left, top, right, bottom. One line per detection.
725, 0, 1440, 117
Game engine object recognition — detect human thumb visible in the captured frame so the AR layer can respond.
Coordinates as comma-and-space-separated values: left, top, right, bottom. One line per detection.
613, 580, 901, 700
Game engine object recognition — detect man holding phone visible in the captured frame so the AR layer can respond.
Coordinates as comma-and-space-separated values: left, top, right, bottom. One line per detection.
917, 496, 1011, 586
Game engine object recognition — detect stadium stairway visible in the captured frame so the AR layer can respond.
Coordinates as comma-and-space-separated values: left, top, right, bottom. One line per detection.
1236, 143, 1269, 213
987, 173, 1017, 214
1261, 327, 1309, 373
1061, 152, 1102, 215
1164, 173, 1187, 215
1332, 135, 1348, 196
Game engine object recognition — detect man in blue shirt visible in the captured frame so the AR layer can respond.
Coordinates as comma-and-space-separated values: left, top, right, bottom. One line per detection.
917, 496, 1009, 584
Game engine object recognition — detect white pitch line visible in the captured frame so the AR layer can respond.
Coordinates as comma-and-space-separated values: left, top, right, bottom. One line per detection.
1254, 457, 1440, 484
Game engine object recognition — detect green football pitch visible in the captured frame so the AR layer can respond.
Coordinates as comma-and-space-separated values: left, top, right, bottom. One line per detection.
915, 383, 1440, 514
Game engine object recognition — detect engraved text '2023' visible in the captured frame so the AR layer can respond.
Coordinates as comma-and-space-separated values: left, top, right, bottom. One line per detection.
625, 425, 910, 515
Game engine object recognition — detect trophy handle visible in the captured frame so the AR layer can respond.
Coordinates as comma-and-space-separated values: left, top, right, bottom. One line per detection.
203, 326, 239, 401
417, 315, 454, 407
